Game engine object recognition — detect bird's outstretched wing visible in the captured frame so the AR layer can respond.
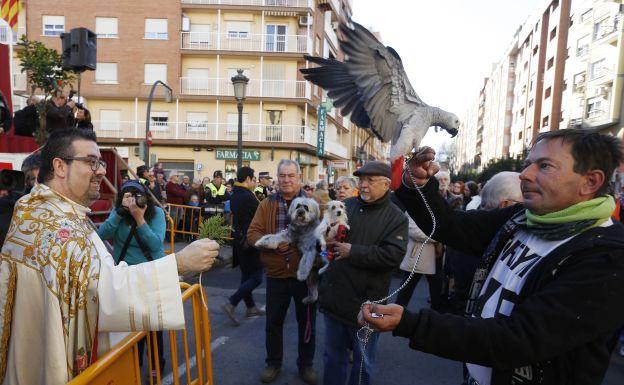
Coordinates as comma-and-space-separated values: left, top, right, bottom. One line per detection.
300, 21, 427, 142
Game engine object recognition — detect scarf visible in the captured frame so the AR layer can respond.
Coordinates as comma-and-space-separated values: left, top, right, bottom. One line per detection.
511, 196, 615, 240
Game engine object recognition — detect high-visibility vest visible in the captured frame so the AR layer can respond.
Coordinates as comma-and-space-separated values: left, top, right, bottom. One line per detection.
208, 183, 226, 197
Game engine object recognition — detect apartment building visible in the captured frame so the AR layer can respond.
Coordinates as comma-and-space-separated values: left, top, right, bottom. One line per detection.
457, 0, 624, 172
11, 0, 389, 182
564, 0, 624, 135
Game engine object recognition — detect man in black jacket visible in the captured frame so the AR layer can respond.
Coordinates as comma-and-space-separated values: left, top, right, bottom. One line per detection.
222, 166, 265, 325
319, 161, 407, 385
360, 129, 624, 385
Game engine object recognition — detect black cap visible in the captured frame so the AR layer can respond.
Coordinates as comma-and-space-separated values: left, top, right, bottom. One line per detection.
353, 161, 391, 179
213, 170, 223, 178
259, 172, 272, 179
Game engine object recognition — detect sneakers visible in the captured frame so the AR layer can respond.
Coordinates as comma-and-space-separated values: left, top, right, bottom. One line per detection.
299, 366, 318, 385
260, 366, 281, 383
245, 306, 266, 318
220, 302, 240, 326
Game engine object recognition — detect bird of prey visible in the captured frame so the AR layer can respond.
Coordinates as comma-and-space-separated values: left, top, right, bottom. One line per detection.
300, 20, 460, 189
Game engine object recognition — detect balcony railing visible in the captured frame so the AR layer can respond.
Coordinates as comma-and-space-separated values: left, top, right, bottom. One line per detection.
587, 109, 607, 119
93, 121, 317, 144
180, 77, 311, 98
181, 0, 313, 7
180, 32, 311, 54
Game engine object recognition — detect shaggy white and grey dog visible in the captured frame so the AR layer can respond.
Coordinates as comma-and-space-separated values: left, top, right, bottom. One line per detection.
315, 200, 350, 275
255, 197, 323, 301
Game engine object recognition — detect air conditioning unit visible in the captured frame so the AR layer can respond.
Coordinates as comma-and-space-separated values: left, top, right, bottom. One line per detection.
133, 146, 140, 156
597, 86, 610, 97
299, 16, 313, 26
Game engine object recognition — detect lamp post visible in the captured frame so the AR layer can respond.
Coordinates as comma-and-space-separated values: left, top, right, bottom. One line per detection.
231, 69, 249, 170
145, 80, 173, 166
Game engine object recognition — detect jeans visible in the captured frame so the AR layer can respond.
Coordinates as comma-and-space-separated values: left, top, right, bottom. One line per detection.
323, 314, 379, 385
265, 277, 316, 369
229, 267, 263, 308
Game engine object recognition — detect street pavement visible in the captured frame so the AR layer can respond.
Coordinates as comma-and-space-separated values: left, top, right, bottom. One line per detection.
157, 244, 624, 385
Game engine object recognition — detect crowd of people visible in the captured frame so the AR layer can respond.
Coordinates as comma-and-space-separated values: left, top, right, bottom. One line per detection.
1, 126, 624, 385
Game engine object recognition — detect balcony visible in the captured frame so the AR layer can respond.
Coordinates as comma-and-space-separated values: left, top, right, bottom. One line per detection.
180, 32, 312, 54
93, 121, 318, 145
180, 77, 311, 99
181, 0, 313, 8
324, 139, 348, 158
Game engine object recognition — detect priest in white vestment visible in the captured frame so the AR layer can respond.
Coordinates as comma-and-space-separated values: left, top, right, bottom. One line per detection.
0, 129, 218, 385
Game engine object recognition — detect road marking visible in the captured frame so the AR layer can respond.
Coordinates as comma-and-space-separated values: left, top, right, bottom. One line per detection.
161, 336, 229, 385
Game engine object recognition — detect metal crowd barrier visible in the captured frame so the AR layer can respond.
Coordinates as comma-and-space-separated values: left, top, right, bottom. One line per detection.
166, 204, 233, 241
66, 283, 214, 385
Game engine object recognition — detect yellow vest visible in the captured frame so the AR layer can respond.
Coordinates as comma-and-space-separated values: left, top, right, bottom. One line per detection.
209, 183, 226, 196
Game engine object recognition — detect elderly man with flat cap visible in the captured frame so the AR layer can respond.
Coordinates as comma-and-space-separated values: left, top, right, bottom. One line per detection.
318, 161, 407, 385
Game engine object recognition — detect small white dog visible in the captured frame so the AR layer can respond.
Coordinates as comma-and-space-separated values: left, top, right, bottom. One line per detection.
254, 197, 323, 286
315, 200, 350, 275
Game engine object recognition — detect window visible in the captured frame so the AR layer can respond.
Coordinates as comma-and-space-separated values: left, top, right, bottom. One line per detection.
226, 21, 250, 39
533, 45, 538, 56
161, 161, 194, 180
99, 110, 121, 131
547, 57, 554, 69
225, 161, 249, 181
96, 17, 118, 38
581, 9, 592, 23
150, 111, 169, 131
529, 99, 534, 107
576, 35, 589, 56
266, 24, 287, 52
184, 68, 210, 93
144, 64, 167, 84
95, 63, 118, 83
263, 63, 286, 97
520, 108, 525, 117
593, 18, 610, 40
186, 112, 209, 132
542, 116, 549, 127
518, 131, 523, 140
545, 87, 552, 99
226, 112, 248, 135
43, 15, 64, 36
573, 72, 586, 91
189, 23, 211, 45
586, 97, 604, 118
266, 110, 283, 141
145, 19, 168, 39
589, 58, 606, 80
550, 27, 557, 41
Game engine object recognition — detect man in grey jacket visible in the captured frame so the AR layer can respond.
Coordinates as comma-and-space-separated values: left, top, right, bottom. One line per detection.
319, 161, 407, 385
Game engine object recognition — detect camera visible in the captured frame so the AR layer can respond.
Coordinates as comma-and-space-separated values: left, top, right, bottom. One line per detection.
116, 190, 148, 217
0, 170, 25, 193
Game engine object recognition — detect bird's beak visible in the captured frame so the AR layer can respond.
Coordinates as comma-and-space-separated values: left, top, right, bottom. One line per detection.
447, 128, 458, 138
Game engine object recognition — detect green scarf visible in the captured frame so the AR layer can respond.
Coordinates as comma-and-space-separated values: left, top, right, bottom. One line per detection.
512, 196, 615, 240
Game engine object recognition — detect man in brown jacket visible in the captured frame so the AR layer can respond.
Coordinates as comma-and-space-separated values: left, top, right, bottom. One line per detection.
248, 159, 317, 385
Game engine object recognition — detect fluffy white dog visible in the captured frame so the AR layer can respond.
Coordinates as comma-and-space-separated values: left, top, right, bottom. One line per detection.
315, 200, 350, 275
254, 197, 323, 288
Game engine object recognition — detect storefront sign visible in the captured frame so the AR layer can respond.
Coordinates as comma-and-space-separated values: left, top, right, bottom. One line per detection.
316, 105, 327, 157
215, 149, 261, 161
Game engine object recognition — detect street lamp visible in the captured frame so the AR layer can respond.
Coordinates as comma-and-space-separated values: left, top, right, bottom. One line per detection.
145, 80, 173, 166
231, 69, 249, 170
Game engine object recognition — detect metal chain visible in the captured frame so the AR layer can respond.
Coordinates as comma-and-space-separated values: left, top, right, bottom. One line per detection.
357, 151, 437, 385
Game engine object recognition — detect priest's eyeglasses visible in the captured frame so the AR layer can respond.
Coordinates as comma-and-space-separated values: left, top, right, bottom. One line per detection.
62, 156, 107, 171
